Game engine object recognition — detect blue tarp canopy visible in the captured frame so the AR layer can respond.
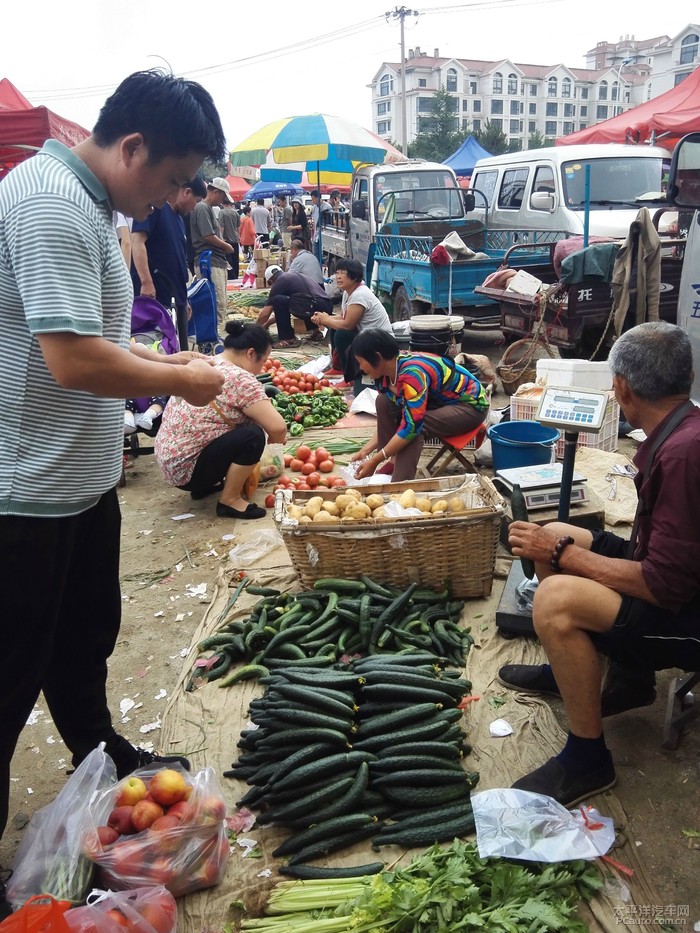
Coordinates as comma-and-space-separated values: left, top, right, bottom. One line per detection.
243, 180, 306, 200
442, 136, 492, 177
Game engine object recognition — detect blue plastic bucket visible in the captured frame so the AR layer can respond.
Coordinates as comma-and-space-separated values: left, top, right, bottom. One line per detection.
487, 420, 560, 473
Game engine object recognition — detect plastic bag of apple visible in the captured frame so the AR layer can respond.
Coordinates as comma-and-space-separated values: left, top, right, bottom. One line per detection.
64, 886, 177, 933
82, 764, 229, 897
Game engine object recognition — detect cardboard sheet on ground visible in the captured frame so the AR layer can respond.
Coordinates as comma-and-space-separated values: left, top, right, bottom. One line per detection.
161, 553, 661, 932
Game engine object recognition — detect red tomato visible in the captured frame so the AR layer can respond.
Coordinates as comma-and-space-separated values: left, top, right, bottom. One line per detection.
301, 462, 315, 475
306, 455, 318, 468
264, 494, 275, 508
272, 377, 282, 387
105, 910, 129, 928
290, 458, 304, 472
274, 485, 284, 492
295, 445, 313, 462
329, 477, 346, 487
297, 482, 311, 490
288, 385, 299, 394
283, 454, 293, 466
307, 472, 321, 487
318, 459, 334, 473
320, 378, 330, 387
314, 447, 331, 462
277, 475, 290, 486
317, 476, 330, 487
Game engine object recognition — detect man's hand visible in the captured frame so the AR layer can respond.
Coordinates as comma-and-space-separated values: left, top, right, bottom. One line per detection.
179, 360, 225, 407
256, 306, 273, 328
311, 312, 331, 327
167, 350, 212, 364
508, 520, 559, 564
139, 281, 156, 299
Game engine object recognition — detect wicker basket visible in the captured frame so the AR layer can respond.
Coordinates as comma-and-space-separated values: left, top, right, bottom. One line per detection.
496, 337, 554, 396
275, 474, 507, 599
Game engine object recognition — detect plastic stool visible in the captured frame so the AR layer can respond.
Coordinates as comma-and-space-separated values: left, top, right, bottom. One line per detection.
425, 424, 487, 476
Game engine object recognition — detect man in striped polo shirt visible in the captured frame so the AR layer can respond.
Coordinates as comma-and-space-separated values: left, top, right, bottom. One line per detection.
0, 71, 228, 897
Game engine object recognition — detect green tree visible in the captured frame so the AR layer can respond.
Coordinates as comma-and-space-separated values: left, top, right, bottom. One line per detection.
527, 130, 546, 150
407, 85, 461, 162
200, 157, 229, 180
473, 120, 509, 156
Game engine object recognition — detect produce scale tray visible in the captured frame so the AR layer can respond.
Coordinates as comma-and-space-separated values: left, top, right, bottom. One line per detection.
274, 473, 506, 599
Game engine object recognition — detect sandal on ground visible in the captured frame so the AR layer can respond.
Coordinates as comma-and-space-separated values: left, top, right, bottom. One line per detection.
273, 338, 300, 348
216, 501, 267, 519
307, 329, 326, 343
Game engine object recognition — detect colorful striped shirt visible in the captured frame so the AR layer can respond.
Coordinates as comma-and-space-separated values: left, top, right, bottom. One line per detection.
381, 353, 488, 440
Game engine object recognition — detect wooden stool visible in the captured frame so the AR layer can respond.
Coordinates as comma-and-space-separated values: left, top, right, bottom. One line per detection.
425, 424, 487, 476
662, 671, 700, 750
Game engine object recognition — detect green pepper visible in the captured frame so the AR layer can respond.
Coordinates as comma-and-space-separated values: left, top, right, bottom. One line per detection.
289, 422, 304, 437
303, 415, 316, 427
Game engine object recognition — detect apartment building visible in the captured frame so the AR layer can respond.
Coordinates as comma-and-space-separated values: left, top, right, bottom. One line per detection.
369, 24, 699, 149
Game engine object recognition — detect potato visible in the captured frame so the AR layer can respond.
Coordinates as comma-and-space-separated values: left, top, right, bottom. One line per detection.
323, 501, 341, 516
366, 493, 385, 511
299, 514, 312, 523
347, 501, 372, 519
372, 506, 387, 519
313, 510, 334, 522
431, 499, 449, 514
304, 496, 325, 518
335, 494, 355, 512
287, 504, 303, 520
398, 489, 416, 509
448, 496, 466, 513
345, 487, 362, 500
415, 497, 432, 513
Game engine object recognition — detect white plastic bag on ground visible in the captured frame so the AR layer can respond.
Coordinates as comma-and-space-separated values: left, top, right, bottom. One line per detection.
228, 529, 283, 566
259, 443, 285, 480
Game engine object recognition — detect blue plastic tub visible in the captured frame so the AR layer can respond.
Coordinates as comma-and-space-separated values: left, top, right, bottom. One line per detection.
487, 420, 560, 473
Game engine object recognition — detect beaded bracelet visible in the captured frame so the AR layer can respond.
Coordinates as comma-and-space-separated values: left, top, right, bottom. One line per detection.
550, 535, 575, 573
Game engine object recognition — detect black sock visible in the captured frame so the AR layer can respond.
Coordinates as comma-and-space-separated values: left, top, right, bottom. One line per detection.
556, 731, 610, 776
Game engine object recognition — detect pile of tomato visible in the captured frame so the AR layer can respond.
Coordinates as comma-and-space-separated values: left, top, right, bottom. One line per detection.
263, 445, 347, 504
262, 358, 331, 395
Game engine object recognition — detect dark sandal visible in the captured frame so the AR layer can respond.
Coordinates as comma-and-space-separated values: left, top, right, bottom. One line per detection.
216, 501, 266, 519
273, 338, 300, 348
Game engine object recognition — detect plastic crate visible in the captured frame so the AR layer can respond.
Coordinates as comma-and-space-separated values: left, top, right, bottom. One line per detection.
509, 389, 619, 458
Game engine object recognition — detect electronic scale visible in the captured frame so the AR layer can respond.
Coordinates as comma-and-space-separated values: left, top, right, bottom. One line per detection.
495, 463, 588, 510
495, 385, 610, 638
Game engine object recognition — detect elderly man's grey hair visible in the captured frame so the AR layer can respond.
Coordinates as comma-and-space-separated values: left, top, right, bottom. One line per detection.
608, 322, 693, 401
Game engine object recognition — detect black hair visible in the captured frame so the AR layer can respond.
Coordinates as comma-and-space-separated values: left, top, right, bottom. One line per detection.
223, 321, 272, 359
290, 238, 304, 250
256, 199, 265, 205
335, 258, 364, 282
352, 328, 399, 365
92, 70, 227, 165
311, 189, 321, 198
330, 189, 340, 199
187, 175, 207, 198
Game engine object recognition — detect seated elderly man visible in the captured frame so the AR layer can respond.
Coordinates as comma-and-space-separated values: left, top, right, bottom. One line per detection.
500, 321, 700, 807
288, 238, 324, 285
311, 258, 392, 386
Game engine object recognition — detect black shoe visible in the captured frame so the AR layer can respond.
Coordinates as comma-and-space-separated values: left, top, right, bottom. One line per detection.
130, 749, 191, 776
512, 754, 616, 808
497, 664, 561, 697
216, 501, 266, 520
0, 869, 13, 921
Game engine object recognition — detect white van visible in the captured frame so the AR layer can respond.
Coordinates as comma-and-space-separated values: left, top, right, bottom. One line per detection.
470, 144, 672, 238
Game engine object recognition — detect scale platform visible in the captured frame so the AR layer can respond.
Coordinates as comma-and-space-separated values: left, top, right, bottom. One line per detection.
496, 463, 588, 511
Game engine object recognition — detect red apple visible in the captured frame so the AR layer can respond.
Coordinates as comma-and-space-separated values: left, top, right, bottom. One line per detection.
164, 800, 190, 822
131, 798, 165, 832
108, 805, 137, 835
148, 769, 188, 807
96, 825, 120, 847
197, 794, 226, 825
105, 909, 129, 928
115, 775, 148, 807
150, 814, 181, 833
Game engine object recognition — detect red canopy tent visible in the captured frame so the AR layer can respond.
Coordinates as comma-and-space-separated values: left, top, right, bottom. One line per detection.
0, 78, 89, 178
556, 67, 700, 152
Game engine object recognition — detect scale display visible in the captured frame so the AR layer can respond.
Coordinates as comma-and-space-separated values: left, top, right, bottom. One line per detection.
536, 386, 609, 433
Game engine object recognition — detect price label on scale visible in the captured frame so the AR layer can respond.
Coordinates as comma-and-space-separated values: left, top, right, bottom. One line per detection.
535, 385, 609, 434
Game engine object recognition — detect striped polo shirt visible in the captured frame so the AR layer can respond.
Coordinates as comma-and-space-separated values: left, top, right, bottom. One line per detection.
382, 352, 488, 440
0, 140, 132, 517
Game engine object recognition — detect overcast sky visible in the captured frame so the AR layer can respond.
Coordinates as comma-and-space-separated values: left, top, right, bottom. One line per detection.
4, 0, 698, 155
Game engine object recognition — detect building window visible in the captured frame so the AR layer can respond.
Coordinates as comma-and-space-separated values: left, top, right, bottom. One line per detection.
529, 102, 537, 115
491, 99, 503, 115
377, 120, 391, 134
418, 78, 427, 88
417, 97, 433, 112
473, 100, 481, 112
473, 119, 481, 131
579, 122, 588, 131
379, 74, 393, 96
580, 105, 587, 117
580, 87, 588, 99
598, 80, 608, 100
530, 83, 537, 95
509, 100, 519, 115
611, 81, 619, 102
545, 120, 557, 135
563, 122, 574, 134
462, 99, 469, 111
509, 119, 522, 134
675, 71, 692, 86
470, 80, 477, 94
564, 103, 575, 117
528, 121, 536, 132
561, 77, 571, 98
546, 101, 558, 117
507, 73, 518, 94
490, 118, 503, 130
446, 68, 457, 92
547, 76, 558, 97
462, 118, 470, 131
680, 33, 699, 65
596, 105, 608, 120
492, 72, 503, 93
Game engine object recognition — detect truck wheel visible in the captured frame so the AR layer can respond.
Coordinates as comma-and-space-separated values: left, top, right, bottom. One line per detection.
393, 285, 418, 322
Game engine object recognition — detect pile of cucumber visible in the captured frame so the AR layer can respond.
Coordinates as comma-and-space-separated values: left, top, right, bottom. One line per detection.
226, 654, 478, 875
195, 577, 473, 689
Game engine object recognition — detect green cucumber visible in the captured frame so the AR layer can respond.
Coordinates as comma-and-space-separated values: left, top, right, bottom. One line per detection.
245, 585, 281, 596
272, 812, 375, 858
369, 756, 464, 774
370, 583, 418, 649
254, 727, 351, 750
377, 741, 464, 761
313, 578, 367, 594
259, 775, 356, 825
378, 783, 471, 806
360, 684, 455, 706
352, 653, 443, 671
285, 762, 371, 829
385, 799, 474, 829
278, 863, 384, 880
371, 768, 470, 788
269, 684, 358, 719
267, 743, 340, 788
356, 702, 439, 739
262, 707, 353, 733
272, 751, 375, 792
372, 811, 475, 848
287, 822, 378, 865
352, 717, 450, 752
218, 663, 269, 687
278, 670, 363, 689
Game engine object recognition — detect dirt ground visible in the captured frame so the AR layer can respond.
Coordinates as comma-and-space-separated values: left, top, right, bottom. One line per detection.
1, 328, 698, 926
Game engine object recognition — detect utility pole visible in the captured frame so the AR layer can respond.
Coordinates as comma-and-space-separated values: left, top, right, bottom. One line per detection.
385, 6, 419, 155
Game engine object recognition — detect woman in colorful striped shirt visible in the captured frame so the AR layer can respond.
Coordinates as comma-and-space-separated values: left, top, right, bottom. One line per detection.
351, 329, 489, 482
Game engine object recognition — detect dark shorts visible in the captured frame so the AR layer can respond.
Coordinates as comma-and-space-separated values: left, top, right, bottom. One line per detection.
590, 530, 700, 671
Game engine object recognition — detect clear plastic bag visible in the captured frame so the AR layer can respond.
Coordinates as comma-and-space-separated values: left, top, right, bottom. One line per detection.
7, 745, 116, 908
259, 443, 285, 480
64, 886, 176, 933
228, 529, 283, 566
471, 788, 615, 861
83, 765, 229, 897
